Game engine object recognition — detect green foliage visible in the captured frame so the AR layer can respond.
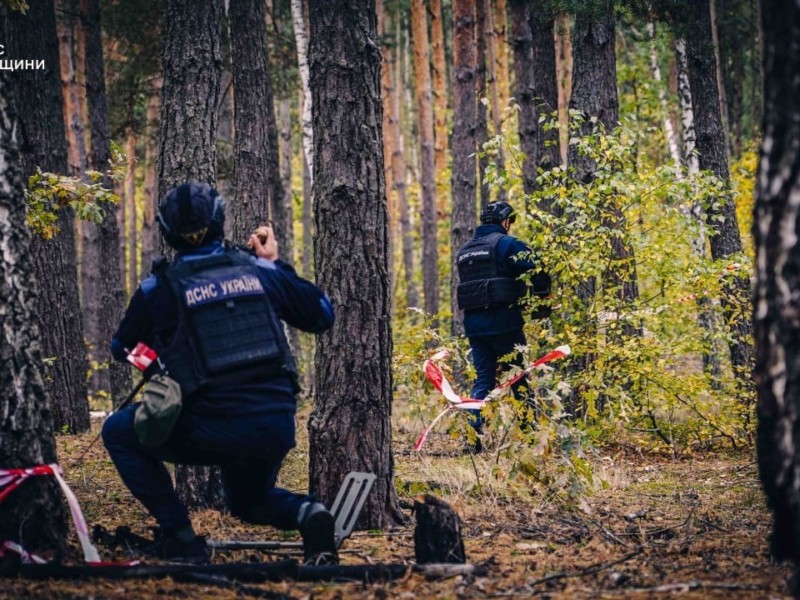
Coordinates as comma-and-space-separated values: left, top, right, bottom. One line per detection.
25, 148, 125, 239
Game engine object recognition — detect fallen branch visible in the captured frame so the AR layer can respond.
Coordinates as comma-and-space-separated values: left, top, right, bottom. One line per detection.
603, 580, 767, 594
174, 572, 296, 599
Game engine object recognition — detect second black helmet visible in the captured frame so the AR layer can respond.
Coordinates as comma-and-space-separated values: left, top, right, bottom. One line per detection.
157, 183, 225, 250
480, 201, 516, 225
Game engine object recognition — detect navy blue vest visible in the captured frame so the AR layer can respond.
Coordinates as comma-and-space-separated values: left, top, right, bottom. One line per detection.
156, 249, 297, 397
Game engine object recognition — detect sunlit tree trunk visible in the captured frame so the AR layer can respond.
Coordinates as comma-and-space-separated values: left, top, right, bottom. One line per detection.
483, 0, 506, 202
0, 65, 68, 556
125, 127, 137, 296
430, 0, 449, 182
450, 0, 478, 336
754, 0, 800, 578
160, 0, 226, 510
555, 12, 572, 166
493, 0, 509, 113
646, 23, 681, 167
56, 0, 88, 178
411, 0, 439, 318
308, 0, 401, 527
685, 0, 753, 399
7, 0, 90, 434
81, 0, 130, 406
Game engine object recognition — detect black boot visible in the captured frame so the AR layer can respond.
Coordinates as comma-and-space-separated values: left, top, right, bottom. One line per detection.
145, 525, 209, 564
297, 502, 339, 565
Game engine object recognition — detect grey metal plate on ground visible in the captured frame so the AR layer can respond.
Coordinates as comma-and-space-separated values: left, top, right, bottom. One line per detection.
207, 471, 376, 551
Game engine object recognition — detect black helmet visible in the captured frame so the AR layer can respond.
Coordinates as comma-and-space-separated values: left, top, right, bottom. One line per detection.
157, 183, 226, 250
480, 201, 516, 225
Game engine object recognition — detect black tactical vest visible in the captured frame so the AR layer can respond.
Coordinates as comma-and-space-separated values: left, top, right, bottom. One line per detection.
155, 249, 297, 397
456, 232, 524, 311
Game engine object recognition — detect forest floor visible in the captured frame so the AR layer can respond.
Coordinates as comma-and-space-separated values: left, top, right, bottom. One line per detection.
0, 408, 793, 599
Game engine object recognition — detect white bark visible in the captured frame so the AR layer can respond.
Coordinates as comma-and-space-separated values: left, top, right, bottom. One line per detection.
647, 23, 681, 169
675, 38, 699, 176
291, 0, 313, 186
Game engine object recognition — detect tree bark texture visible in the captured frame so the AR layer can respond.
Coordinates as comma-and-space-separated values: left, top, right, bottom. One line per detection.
450, 0, 478, 337
555, 12, 572, 166
55, 0, 88, 178
475, 0, 489, 206
6, 0, 90, 434
493, 0, 509, 114
685, 0, 753, 394
230, 0, 276, 244
159, 0, 226, 511
430, 0, 449, 180
754, 0, 800, 567
0, 64, 68, 557
308, 0, 401, 528
377, 0, 395, 294
510, 0, 559, 199
647, 23, 681, 168
411, 0, 439, 318
81, 0, 131, 407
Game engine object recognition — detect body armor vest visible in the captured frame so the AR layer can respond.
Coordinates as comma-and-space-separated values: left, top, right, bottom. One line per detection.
155, 249, 297, 397
456, 232, 524, 311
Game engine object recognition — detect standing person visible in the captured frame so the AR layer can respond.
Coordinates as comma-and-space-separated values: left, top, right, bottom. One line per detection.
102, 183, 337, 564
456, 201, 551, 452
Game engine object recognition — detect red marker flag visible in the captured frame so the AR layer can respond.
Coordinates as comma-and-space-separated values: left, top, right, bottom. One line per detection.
126, 342, 157, 372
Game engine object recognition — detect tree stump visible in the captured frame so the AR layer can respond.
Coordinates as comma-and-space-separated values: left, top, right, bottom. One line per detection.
413, 495, 466, 564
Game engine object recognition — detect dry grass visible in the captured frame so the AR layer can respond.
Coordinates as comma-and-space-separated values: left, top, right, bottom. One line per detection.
0, 407, 792, 599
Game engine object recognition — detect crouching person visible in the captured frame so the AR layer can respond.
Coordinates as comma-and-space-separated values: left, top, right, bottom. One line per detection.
102, 183, 336, 564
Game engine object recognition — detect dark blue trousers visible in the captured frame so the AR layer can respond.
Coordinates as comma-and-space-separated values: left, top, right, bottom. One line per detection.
467, 330, 528, 431
102, 406, 310, 532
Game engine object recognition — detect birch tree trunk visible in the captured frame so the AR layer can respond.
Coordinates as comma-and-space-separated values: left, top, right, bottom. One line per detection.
754, 0, 800, 575
159, 0, 226, 510
308, 0, 401, 527
411, 0, 439, 318
291, 0, 313, 188
450, 0, 478, 337
646, 23, 681, 168
81, 0, 131, 407
0, 62, 68, 558
7, 0, 90, 434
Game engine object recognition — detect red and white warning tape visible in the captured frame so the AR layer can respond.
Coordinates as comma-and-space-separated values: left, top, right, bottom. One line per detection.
0, 464, 136, 566
414, 345, 571, 451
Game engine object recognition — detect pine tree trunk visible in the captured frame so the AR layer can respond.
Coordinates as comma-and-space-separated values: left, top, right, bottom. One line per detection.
0, 63, 68, 558
395, 10, 418, 312
377, 0, 395, 295
450, 0, 478, 337
555, 12, 572, 167
125, 127, 137, 296
308, 0, 402, 528
754, 0, 800, 569
80, 0, 131, 407
140, 76, 161, 278
511, 1, 559, 200
430, 0, 449, 181
411, 0, 439, 319
7, 0, 90, 435
56, 0, 88, 178
475, 0, 489, 206
493, 0, 509, 114
483, 0, 506, 202
160, 0, 226, 511
685, 0, 753, 399
229, 0, 275, 243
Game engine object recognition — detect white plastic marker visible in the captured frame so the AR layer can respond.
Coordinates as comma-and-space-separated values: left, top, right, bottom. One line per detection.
414, 345, 571, 451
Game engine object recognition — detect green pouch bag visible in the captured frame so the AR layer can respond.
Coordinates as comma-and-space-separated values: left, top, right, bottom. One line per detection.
134, 374, 183, 448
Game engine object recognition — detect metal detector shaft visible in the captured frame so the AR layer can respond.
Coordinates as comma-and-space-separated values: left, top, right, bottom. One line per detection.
71, 377, 147, 467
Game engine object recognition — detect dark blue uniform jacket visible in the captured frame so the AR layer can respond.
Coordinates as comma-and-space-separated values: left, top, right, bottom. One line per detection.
462, 223, 539, 338
111, 241, 334, 416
